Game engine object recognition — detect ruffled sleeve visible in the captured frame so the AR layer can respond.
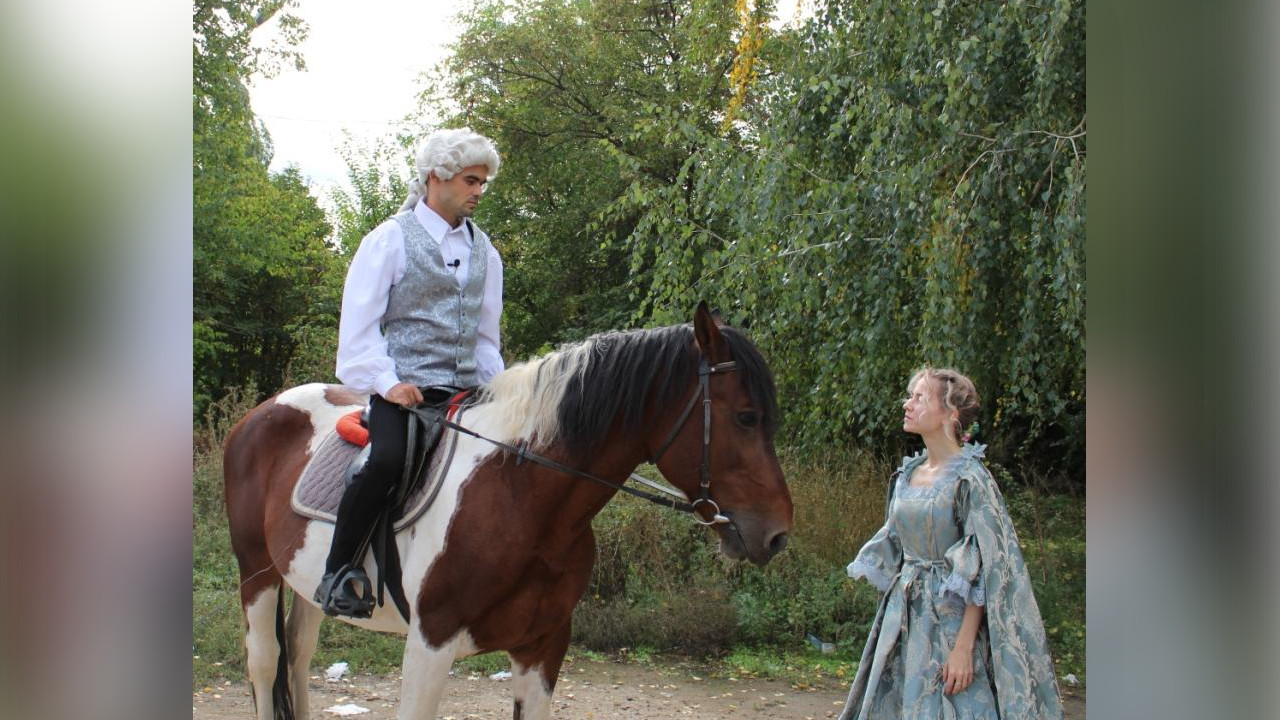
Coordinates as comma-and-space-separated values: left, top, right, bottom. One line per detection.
847, 456, 914, 593
846, 520, 902, 593
942, 445, 990, 606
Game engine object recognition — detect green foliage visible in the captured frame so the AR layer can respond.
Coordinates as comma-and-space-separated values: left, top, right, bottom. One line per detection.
430, 0, 752, 360
330, 137, 413, 256
193, 0, 344, 414
617, 0, 1085, 479
193, 388, 259, 687
1000, 473, 1086, 680
453, 652, 511, 677
573, 585, 740, 655
719, 646, 855, 686
403, 0, 1086, 480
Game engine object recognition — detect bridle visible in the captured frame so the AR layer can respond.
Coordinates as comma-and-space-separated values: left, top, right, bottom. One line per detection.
416, 353, 739, 525
648, 356, 738, 525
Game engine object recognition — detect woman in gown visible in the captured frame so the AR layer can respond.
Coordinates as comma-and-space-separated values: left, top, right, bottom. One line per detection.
838, 368, 1063, 720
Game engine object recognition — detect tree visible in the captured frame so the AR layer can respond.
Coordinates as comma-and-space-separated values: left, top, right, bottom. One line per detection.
362, 0, 1084, 479
329, 136, 412, 257
426, 0, 758, 359
632, 0, 1086, 479
193, 0, 342, 413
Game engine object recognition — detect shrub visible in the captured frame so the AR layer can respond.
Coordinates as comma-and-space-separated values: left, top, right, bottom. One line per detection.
575, 446, 1085, 678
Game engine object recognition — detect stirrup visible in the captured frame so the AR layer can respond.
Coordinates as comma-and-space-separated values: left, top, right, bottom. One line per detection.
314, 564, 375, 618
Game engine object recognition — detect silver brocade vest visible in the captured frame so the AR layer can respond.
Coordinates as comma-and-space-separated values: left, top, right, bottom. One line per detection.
383, 211, 489, 388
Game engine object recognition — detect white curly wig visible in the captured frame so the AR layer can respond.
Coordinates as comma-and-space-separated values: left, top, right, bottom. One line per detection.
399, 127, 501, 212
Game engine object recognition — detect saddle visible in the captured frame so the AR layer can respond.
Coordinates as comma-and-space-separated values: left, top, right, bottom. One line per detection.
293, 389, 470, 522
292, 387, 474, 619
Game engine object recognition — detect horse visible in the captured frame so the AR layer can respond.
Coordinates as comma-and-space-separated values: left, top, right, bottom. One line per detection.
223, 303, 793, 720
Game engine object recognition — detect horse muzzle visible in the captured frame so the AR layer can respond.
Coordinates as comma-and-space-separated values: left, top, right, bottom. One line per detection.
715, 512, 791, 566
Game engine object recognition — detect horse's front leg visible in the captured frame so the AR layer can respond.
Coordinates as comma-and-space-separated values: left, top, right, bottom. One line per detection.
397, 628, 471, 720
508, 618, 572, 720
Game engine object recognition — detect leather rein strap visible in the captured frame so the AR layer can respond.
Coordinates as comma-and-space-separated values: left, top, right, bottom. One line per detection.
407, 356, 738, 524
650, 357, 738, 524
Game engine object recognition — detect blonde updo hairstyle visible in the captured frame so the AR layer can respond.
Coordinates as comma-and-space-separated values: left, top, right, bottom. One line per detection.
907, 367, 981, 442
399, 127, 501, 212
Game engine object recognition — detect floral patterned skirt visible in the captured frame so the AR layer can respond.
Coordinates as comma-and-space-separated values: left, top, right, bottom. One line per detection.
846, 568, 1000, 720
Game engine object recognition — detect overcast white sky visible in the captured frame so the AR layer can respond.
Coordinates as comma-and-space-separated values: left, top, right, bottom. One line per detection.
248, 0, 466, 199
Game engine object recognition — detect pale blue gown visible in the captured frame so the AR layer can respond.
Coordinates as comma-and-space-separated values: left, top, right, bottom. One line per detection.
839, 444, 1063, 720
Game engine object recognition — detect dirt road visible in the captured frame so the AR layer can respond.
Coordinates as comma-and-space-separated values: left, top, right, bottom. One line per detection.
193, 657, 1085, 718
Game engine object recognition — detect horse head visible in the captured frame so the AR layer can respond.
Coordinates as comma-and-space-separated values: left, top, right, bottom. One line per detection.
647, 302, 793, 566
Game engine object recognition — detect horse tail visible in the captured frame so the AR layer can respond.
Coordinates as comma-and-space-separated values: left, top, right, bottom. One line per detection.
271, 586, 294, 720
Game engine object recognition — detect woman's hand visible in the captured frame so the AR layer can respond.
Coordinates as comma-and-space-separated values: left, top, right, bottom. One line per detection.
943, 602, 984, 695
942, 644, 974, 695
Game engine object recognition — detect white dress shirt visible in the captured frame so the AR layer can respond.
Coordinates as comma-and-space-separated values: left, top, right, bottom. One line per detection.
335, 199, 504, 396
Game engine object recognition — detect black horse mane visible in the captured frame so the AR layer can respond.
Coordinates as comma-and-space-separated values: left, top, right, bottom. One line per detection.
542, 323, 779, 456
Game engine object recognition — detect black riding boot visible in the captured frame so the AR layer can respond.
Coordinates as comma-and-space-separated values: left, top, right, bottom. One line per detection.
313, 474, 388, 617
314, 394, 410, 617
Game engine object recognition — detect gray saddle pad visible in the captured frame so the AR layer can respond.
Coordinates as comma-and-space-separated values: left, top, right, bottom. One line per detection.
291, 408, 464, 532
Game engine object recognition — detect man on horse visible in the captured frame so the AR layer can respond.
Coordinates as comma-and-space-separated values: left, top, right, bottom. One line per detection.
313, 127, 505, 618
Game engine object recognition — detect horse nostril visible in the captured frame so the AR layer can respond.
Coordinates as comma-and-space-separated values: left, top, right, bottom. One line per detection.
767, 531, 790, 557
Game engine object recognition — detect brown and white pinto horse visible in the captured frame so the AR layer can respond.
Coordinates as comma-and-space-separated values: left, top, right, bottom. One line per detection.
223, 304, 793, 720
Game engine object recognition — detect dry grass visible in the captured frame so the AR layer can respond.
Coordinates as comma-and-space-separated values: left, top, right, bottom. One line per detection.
783, 447, 894, 566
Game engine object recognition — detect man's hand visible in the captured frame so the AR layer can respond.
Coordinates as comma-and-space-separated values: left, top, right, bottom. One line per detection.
384, 383, 423, 408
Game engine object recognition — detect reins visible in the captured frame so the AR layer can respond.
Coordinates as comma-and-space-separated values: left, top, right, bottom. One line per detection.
407, 356, 738, 525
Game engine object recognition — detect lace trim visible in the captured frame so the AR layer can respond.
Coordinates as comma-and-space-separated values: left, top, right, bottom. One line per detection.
893, 450, 927, 477
895, 443, 989, 499
942, 571, 987, 606
847, 558, 894, 593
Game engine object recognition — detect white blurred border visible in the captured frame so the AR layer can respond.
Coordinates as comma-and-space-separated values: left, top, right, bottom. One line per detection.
0, 0, 192, 718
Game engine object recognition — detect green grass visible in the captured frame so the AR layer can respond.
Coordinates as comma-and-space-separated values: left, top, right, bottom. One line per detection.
1000, 471, 1086, 682
452, 651, 510, 676
717, 645, 857, 688
194, 397, 1084, 689
567, 647, 608, 663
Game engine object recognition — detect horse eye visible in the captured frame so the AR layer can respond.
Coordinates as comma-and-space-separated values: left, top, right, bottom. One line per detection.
737, 411, 761, 428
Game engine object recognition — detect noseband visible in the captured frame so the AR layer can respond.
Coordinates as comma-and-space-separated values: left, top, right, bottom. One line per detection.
417, 354, 740, 525
650, 357, 739, 525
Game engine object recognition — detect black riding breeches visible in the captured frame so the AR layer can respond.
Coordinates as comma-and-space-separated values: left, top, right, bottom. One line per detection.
326, 394, 410, 573
325, 390, 456, 573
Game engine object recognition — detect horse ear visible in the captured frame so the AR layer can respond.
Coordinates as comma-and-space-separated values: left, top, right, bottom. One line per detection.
709, 307, 727, 327
694, 301, 728, 360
